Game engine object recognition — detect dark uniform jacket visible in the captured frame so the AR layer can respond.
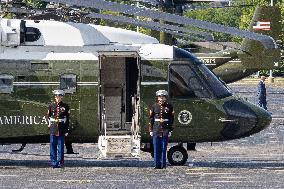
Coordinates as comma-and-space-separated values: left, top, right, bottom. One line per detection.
48, 101, 70, 136
257, 80, 266, 101
149, 102, 174, 136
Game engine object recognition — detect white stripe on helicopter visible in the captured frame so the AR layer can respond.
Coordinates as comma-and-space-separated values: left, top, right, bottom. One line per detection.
13, 82, 99, 86
141, 82, 168, 85
13, 82, 168, 86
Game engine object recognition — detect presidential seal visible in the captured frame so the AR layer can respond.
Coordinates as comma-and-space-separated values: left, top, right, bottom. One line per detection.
178, 110, 192, 125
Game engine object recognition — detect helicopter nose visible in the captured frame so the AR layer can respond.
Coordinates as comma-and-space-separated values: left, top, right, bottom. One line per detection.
252, 108, 272, 134
221, 99, 272, 140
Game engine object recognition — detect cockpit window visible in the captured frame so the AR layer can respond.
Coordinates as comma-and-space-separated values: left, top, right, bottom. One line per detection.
169, 64, 210, 99
197, 64, 232, 98
172, 47, 232, 99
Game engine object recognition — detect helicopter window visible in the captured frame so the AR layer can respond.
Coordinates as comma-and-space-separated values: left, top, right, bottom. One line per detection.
25, 27, 41, 42
0, 74, 13, 94
169, 64, 210, 99
60, 74, 77, 94
197, 64, 232, 98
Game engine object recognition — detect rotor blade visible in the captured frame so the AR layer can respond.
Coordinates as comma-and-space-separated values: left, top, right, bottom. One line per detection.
88, 13, 209, 42
0, 6, 36, 14
184, 4, 255, 11
43, 0, 277, 49
87, 12, 213, 41
4, 0, 208, 41
130, 0, 160, 6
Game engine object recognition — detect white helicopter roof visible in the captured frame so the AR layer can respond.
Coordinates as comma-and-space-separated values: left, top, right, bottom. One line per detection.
24, 20, 159, 46
139, 44, 174, 60
89, 24, 159, 45
0, 18, 166, 61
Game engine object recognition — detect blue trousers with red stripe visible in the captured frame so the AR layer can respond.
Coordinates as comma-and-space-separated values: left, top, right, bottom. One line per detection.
153, 135, 168, 168
50, 135, 65, 167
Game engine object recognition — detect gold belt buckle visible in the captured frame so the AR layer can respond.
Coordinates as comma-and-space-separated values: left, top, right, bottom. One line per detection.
160, 118, 163, 122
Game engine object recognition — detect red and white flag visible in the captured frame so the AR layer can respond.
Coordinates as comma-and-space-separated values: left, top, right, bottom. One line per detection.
252, 21, 271, 31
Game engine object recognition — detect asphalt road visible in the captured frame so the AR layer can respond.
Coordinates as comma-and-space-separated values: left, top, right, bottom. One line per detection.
0, 83, 283, 189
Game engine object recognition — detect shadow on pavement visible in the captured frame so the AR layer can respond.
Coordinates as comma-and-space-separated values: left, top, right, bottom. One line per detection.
0, 159, 154, 168
1, 159, 284, 169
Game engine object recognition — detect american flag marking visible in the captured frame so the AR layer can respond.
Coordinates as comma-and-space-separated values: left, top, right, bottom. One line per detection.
253, 21, 271, 31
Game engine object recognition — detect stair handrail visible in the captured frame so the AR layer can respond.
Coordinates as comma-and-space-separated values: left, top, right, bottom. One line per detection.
101, 95, 107, 136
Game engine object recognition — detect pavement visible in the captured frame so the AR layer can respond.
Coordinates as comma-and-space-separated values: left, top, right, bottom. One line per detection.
0, 82, 284, 189
235, 77, 284, 86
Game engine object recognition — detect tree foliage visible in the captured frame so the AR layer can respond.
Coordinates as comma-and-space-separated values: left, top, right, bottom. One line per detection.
23, 0, 47, 8
185, 0, 283, 43
185, 5, 243, 42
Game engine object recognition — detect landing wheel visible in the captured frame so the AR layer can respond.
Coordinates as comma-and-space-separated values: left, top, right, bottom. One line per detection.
167, 145, 188, 166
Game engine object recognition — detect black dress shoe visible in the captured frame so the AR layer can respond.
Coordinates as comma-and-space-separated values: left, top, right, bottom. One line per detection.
154, 167, 162, 169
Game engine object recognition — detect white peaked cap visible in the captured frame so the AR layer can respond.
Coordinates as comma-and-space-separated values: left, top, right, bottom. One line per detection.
156, 90, 168, 97
53, 89, 65, 96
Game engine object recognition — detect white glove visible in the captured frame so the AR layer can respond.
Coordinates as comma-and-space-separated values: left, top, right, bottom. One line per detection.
150, 132, 153, 136
65, 133, 69, 137
168, 132, 172, 137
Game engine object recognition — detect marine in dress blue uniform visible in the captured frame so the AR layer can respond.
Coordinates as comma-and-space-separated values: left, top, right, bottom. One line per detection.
47, 90, 70, 168
257, 76, 267, 110
149, 90, 174, 169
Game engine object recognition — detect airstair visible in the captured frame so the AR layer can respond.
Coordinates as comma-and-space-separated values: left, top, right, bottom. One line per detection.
98, 96, 140, 159
97, 52, 141, 159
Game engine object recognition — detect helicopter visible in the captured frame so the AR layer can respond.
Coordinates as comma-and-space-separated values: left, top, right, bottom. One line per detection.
0, 0, 277, 165
0, 1, 280, 74
130, 1, 281, 83
210, 5, 281, 83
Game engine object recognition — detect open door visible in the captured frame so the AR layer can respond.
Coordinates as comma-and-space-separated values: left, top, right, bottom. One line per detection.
98, 52, 140, 134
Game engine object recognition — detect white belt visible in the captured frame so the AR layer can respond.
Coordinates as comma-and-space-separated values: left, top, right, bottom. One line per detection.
154, 119, 169, 122
49, 117, 66, 123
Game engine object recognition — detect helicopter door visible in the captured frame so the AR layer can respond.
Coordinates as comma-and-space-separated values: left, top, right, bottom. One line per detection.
99, 52, 140, 134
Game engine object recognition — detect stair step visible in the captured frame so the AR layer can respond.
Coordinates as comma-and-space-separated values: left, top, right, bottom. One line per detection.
104, 130, 132, 135
98, 135, 140, 159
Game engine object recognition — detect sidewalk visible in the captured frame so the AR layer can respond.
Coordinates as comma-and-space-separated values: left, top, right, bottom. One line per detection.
231, 77, 284, 86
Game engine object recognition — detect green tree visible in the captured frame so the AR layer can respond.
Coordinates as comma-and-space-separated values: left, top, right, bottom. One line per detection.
23, 0, 47, 8
184, 0, 283, 42
185, 3, 243, 41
